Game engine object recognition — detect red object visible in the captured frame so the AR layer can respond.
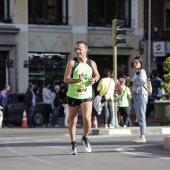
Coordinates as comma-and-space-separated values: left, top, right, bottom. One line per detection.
134, 120, 139, 126
117, 80, 122, 95
92, 116, 98, 128
22, 110, 28, 128
154, 115, 159, 123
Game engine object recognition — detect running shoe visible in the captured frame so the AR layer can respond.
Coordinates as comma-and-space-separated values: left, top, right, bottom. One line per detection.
69, 141, 77, 155
81, 136, 92, 153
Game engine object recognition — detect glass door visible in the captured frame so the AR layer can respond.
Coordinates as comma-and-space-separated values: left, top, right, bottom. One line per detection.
0, 51, 8, 90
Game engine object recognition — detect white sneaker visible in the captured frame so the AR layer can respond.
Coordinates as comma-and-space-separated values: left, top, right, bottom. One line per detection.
54, 124, 60, 127
69, 147, 77, 155
132, 138, 146, 143
81, 137, 92, 153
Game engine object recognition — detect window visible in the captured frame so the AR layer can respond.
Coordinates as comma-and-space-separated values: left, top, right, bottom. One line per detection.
88, 0, 131, 27
0, 0, 11, 23
165, 0, 170, 29
28, 53, 67, 90
28, 0, 68, 25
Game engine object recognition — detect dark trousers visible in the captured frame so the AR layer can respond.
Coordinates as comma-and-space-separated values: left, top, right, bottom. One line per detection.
146, 98, 155, 119
43, 104, 52, 125
2, 106, 8, 126
119, 107, 131, 127
27, 105, 35, 127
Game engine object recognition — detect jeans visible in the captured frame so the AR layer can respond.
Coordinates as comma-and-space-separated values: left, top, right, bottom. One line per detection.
111, 100, 115, 126
51, 107, 59, 126
104, 100, 114, 125
27, 105, 35, 127
134, 94, 148, 135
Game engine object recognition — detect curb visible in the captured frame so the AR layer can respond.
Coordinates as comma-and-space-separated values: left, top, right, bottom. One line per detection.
91, 127, 170, 135
164, 136, 170, 150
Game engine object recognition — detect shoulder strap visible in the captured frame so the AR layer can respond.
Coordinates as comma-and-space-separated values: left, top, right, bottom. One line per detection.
73, 57, 79, 70
104, 78, 112, 95
120, 86, 127, 100
72, 57, 94, 78
72, 57, 93, 70
86, 58, 93, 69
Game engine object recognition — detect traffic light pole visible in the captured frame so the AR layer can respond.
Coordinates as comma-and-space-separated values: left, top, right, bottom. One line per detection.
112, 18, 126, 127
113, 45, 119, 127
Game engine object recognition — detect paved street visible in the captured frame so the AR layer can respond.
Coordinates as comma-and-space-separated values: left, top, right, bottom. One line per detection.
0, 127, 169, 170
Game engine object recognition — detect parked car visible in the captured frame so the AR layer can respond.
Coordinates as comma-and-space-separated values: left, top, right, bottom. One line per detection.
7, 93, 45, 126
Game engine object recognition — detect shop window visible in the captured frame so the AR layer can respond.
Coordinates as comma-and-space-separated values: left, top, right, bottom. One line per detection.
0, 0, 12, 23
28, 0, 68, 25
165, 0, 170, 29
28, 53, 67, 91
88, 0, 131, 27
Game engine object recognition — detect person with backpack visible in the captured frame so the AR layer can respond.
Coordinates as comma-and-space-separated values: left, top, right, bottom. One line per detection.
146, 69, 163, 119
118, 77, 132, 127
64, 41, 100, 155
124, 56, 148, 143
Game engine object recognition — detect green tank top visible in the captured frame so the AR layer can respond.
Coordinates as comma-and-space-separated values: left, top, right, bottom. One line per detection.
67, 58, 93, 99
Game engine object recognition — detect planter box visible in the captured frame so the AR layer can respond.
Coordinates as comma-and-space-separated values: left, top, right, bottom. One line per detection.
154, 102, 170, 125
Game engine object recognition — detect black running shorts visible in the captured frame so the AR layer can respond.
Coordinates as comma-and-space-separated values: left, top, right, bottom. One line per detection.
67, 96, 93, 107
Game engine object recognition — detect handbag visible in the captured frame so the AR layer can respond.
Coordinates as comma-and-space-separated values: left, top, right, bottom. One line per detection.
101, 78, 112, 103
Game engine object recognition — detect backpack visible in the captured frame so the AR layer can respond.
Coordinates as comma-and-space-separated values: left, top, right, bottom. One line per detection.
138, 70, 152, 95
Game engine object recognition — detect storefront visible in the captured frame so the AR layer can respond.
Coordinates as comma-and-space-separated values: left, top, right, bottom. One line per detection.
152, 41, 169, 79
28, 53, 67, 91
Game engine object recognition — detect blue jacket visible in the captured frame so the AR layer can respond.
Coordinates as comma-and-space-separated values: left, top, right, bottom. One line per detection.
150, 76, 163, 100
0, 90, 10, 107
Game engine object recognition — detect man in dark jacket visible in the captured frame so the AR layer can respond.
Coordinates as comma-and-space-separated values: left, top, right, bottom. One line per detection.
146, 69, 163, 119
24, 83, 36, 127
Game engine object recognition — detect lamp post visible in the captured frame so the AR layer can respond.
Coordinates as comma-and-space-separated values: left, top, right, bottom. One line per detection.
148, 0, 151, 75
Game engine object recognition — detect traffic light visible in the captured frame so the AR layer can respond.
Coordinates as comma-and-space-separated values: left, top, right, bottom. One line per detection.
112, 19, 126, 47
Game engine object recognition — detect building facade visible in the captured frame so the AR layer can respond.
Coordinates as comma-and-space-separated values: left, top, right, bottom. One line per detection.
0, 0, 151, 93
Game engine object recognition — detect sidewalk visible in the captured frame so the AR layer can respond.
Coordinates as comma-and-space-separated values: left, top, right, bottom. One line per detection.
91, 126, 170, 135
91, 112, 170, 135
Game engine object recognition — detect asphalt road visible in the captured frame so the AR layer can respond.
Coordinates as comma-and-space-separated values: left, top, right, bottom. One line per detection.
0, 127, 169, 170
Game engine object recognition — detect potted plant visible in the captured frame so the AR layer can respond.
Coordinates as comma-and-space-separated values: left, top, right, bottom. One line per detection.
154, 56, 170, 125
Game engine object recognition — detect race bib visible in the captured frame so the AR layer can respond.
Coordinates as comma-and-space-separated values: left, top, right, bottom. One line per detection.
75, 85, 87, 94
